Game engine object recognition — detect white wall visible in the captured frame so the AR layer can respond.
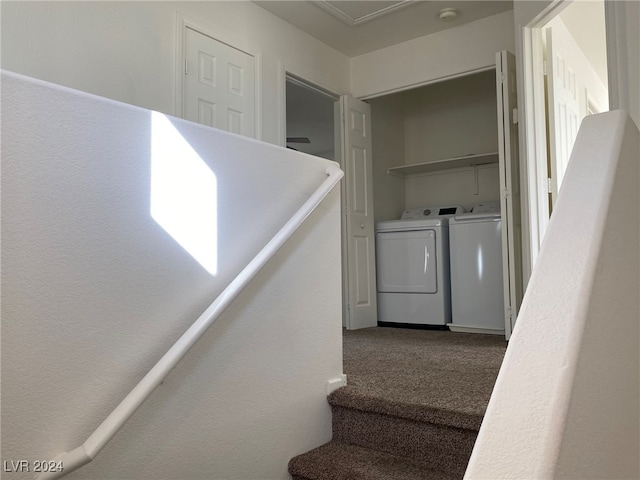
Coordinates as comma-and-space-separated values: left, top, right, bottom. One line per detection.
370, 95, 406, 222
0, 1, 350, 146
401, 71, 499, 164
465, 110, 639, 479
350, 10, 515, 99
402, 71, 502, 211
2, 71, 344, 479
370, 70, 501, 217
513, 0, 555, 27
405, 166, 500, 213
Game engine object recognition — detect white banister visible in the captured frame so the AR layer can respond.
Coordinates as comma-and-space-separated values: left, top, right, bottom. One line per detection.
36, 163, 343, 480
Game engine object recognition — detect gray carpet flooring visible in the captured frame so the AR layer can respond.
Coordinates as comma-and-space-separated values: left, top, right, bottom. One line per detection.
289, 327, 508, 480
336, 327, 508, 429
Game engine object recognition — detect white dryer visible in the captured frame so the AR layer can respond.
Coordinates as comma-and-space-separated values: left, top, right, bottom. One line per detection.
375, 205, 464, 327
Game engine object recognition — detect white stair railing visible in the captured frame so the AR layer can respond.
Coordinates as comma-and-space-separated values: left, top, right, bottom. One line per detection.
36, 163, 343, 480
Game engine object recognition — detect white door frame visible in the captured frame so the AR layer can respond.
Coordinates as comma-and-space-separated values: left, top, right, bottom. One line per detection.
277, 63, 342, 147
518, 0, 619, 276
278, 67, 352, 327
603, 1, 630, 113
175, 13, 262, 139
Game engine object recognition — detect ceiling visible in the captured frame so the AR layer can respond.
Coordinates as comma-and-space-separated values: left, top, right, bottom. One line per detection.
254, 1, 514, 57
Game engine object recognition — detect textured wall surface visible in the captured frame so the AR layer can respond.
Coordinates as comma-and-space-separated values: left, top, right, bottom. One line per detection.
0, 1, 351, 146
370, 95, 406, 223
2, 71, 344, 479
466, 111, 639, 479
350, 10, 515, 99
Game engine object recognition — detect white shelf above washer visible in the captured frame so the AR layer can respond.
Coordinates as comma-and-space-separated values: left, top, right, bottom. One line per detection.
387, 152, 499, 177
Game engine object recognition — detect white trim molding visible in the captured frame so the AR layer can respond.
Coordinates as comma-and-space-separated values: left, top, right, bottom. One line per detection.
315, 0, 414, 26
604, 1, 627, 113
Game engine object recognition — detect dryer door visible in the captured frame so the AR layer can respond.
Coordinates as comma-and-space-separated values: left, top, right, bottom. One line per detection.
376, 230, 437, 293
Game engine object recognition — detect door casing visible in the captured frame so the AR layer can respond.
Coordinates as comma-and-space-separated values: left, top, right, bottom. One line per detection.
517, 0, 618, 275
281, 70, 378, 330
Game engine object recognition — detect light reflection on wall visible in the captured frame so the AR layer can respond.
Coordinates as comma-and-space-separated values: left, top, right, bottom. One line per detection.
151, 112, 218, 275
477, 244, 484, 281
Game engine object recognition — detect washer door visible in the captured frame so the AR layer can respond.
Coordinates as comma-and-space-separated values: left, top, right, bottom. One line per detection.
376, 229, 437, 293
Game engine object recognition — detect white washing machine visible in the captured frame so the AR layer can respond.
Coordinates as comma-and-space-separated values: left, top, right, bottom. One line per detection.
448, 201, 505, 335
375, 205, 464, 327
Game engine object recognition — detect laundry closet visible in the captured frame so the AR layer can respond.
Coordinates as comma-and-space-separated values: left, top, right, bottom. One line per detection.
371, 69, 501, 219
368, 52, 523, 339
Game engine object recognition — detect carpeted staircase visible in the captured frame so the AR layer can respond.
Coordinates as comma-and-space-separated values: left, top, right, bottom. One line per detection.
289, 327, 507, 480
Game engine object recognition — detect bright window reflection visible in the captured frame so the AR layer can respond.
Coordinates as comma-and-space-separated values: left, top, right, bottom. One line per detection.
151, 112, 217, 275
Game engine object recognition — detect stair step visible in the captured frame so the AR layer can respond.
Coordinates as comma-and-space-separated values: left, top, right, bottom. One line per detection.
329, 387, 483, 431
289, 441, 460, 480
288, 329, 505, 479
331, 403, 476, 476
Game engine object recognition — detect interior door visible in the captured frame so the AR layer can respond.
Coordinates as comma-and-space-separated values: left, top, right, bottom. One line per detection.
341, 95, 378, 330
545, 19, 609, 208
496, 50, 524, 340
183, 27, 255, 137
545, 26, 581, 206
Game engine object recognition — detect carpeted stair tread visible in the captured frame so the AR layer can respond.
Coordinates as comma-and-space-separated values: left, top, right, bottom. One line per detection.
288, 328, 508, 480
341, 328, 506, 427
330, 402, 476, 475
288, 441, 459, 480
328, 386, 483, 431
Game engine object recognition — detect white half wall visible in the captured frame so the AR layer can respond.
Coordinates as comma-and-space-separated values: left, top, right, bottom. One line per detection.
0, 1, 350, 146
465, 111, 639, 479
350, 10, 515, 99
2, 71, 343, 479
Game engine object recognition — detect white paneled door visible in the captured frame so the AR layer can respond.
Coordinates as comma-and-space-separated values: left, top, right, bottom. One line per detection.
546, 27, 581, 204
545, 19, 608, 206
341, 96, 378, 330
184, 27, 255, 137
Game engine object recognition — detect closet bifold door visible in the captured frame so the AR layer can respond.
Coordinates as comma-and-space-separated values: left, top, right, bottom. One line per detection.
341, 95, 378, 330
496, 50, 524, 340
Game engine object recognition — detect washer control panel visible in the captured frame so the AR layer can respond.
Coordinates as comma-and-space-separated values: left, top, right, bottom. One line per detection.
400, 205, 465, 220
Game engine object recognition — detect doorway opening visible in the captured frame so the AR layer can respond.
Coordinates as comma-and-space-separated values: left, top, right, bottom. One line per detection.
284, 74, 379, 331
363, 53, 522, 339
543, 0, 609, 211
285, 76, 338, 160
284, 75, 349, 327
522, 0, 609, 270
